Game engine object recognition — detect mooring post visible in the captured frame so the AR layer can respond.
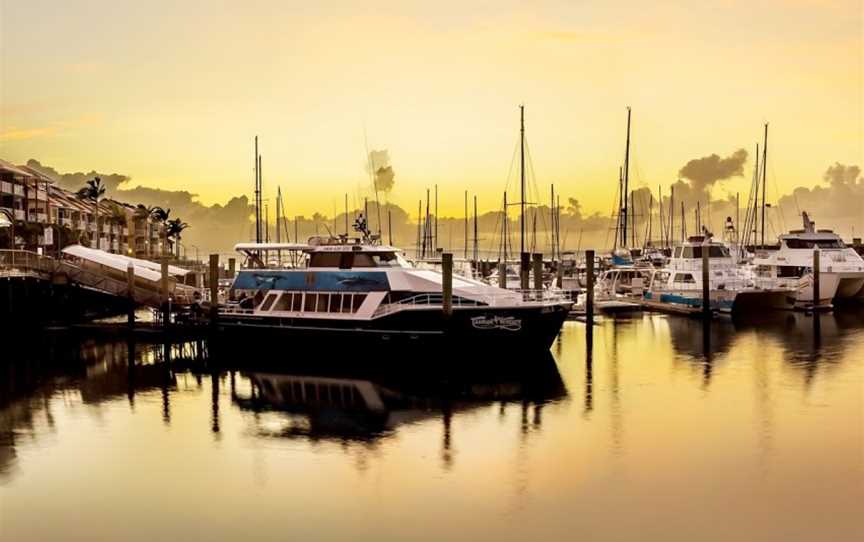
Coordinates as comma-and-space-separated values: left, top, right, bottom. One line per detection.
209, 254, 219, 321
228, 257, 236, 278
702, 245, 710, 320
556, 262, 563, 289
520, 252, 530, 290
498, 261, 507, 289
442, 252, 453, 317
127, 263, 135, 328
161, 259, 170, 327
532, 253, 543, 291
812, 249, 820, 310
585, 250, 595, 325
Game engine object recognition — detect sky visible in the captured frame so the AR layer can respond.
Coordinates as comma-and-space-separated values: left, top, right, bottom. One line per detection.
1, 0, 862, 221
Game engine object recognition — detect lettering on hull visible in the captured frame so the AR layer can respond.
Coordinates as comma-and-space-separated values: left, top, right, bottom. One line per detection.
470, 315, 522, 331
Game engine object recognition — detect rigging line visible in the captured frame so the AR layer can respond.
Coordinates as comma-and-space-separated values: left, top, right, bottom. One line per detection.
522, 135, 551, 247
769, 167, 787, 233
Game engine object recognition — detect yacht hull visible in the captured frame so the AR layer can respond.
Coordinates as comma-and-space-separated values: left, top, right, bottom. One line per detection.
833, 273, 864, 302
215, 303, 571, 353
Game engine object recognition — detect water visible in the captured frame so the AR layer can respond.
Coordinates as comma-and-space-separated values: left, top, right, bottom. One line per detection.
2, 310, 862, 541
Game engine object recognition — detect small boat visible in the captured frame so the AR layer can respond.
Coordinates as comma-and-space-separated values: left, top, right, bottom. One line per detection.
643, 235, 794, 315
218, 233, 572, 352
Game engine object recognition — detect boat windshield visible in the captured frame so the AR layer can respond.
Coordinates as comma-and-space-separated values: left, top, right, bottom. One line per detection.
679, 245, 730, 258
308, 250, 410, 268
785, 238, 845, 249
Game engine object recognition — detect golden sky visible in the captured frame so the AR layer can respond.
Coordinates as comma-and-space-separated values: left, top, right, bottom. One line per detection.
1, 0, 861, 217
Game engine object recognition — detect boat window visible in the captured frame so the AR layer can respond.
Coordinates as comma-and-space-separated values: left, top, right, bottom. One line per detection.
777, 266, 805, 278
674, 247, 682, 258
342, 293, 353, 312
371, 252, 401, 267
681, 245, 729, 258
316, 294, 329, 313
309, 252, 342, 268
292, 292, 303, 311
304, 293, 317, 312
329, 293, 342, 312
273, 292, 292, 311
339, 253, 353, 269
786, 238, 845, 249
352, 253, 376, 267
673, 273, 695, 284
352, 293, 366, 311
260, 293, 278, 311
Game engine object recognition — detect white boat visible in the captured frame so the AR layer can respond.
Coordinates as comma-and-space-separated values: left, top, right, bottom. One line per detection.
750, 213, 864, 308
644, 236, 793, 314
219, 232, 572, 352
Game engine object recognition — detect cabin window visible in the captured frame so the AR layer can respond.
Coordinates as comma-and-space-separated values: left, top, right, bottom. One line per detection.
352, 253, 376, 267
674, 273, 695, 284
786, 239, 844, 249
309, 253, 342, 267
777, 266, 804, 278
291, 292, 303, 311
260, 293, 278, 311
371, 253, 400, 267
273, 293, 292, 311
352, 293, 367, 311
329, 293, 342, 312
339, 253, 353, 269
342, 294, 353, 313
674, 247, 683, 258
304, 293, 317, 312
316, 294, 330, 313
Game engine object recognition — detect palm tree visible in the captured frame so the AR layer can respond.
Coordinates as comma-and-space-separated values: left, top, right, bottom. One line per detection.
149, 207, 171, 257
166, 217, 189, 259
76, 177, 106, 249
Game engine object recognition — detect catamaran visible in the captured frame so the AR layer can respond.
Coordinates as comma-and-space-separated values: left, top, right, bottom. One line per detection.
218, 222, 572, 351
750, 213, 864, 308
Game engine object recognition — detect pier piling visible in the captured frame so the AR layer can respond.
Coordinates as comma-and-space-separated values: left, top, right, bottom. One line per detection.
701, 246, 710, 320
532, 253, 543, 291
442, 252, 453, 317
585, 250, 595, 326
209, 254, 219, 320
812, 249, 820, 310
127, 263, 135, 328
520, 252, 530, 290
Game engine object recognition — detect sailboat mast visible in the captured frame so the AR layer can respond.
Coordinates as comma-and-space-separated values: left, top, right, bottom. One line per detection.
464, 190, 468, 259
760, 123, 769, 247
473, 195, 479, 264
275, 187, 281, 244
520, 105, 526, 255
623, 107, 632, 247
254, 136, 260, 244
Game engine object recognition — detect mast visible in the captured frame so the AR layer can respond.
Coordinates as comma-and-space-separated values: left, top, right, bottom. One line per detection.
550, 184, 556, 260
669, 185, 675, 249
622, 107, 632, 247
344, 193, 349, 237
630, 190, 636, 248
681, 201, 686, 242
615, 166, 623, 249
275, 187, 281, 243
388, 209, 393, 246
464, 190, 468, 259
760, 123, 768, 247
416, 200, 422, 258
519, 105, 526, 255
434, 184, 438, 252
254, 136, 260, 244
473, 195, 479, 264
502, 191, 509, 263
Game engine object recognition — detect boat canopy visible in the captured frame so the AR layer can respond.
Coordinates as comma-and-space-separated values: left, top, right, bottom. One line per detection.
234, 242, 312, 253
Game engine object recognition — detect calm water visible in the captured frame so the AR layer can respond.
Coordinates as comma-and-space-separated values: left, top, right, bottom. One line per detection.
2, 311, 862, 541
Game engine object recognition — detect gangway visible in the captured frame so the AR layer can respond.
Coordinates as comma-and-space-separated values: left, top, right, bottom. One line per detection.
0, 249, 201, 308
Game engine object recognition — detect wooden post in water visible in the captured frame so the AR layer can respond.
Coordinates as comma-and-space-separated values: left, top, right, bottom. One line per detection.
498, 261, 507, 289
585, 250, 595, 325
161, 259, 170, 327
520, 252, 530, 290
127, 263, 135, 328
702, 246, 710, 320
812, 249, 820, 310
209, 254, 219, 321
532, 253, 543, 291
228, 258, 236, 278
442, 252, 453, 317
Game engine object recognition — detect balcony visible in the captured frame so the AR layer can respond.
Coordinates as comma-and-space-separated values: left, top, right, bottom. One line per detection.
0, 181, 13, 194
27, 188, 48, 201
59, 217, 73, 227
122, 227, 130, 235
14, 209, 25, 220
13, 185, 25, 197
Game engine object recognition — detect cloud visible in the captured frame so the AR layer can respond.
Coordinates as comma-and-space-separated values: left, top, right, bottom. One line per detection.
0, 126, 58, 142
678, 148, 748, 192
367, 149, 396, 193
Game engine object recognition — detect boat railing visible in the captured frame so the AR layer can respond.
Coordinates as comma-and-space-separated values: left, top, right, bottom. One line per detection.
373, 289, 570, 318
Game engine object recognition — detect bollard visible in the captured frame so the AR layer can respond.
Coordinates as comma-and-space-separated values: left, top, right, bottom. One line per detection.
532, 253, 543, 291
127, 263, 135, 328
812, 249, 820, 310
442, 253, 453, 317
520, 252, 530, 290
209, 254, 220, 320
585, 250, 595, 325
702, 245, 710, 320
498, 262, 507, 289
228, 257, 236, 278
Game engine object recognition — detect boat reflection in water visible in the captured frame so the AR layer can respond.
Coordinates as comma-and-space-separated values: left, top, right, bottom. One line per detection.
229, 354, 567, 444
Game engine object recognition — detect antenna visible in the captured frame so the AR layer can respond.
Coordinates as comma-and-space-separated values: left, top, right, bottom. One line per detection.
622, 107, 632, 247
520, 105, 526, 255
